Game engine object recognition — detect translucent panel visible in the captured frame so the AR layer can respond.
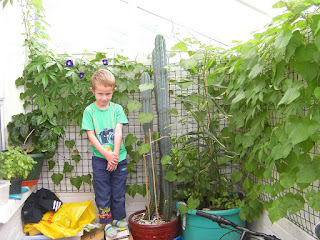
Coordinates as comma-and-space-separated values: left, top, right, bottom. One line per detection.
43, 0, 282, 58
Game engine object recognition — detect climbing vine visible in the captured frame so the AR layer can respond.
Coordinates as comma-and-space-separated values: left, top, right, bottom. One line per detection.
4, 0, 153, 193
218, 0, 320, 223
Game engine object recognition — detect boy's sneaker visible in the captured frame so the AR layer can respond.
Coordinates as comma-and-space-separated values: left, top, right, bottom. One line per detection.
112, 219, 128, 228
105, 223, 117, 239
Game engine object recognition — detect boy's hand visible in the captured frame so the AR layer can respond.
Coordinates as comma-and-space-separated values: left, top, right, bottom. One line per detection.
104, 151, 118, 171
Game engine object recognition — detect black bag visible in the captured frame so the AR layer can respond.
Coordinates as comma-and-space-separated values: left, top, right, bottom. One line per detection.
22, 188, 63, 224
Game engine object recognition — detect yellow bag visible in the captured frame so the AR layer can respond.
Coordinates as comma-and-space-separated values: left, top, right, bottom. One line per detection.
24, 201, 96, 239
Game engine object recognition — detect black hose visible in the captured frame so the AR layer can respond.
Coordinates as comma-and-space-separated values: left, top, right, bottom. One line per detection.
195, 210, 281, 240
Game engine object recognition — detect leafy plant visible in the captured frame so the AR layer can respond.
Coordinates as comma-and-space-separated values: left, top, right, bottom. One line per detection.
162, 39, 242, 215
4, 0, 154, 193
0, 146, 36, 180
217, 0, 320, 223
7, 109, 64, 159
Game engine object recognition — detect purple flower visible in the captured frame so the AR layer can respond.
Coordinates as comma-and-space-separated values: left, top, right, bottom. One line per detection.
102, 59, 108, 65
66, 60, 73, 67
79, 72, 85, 79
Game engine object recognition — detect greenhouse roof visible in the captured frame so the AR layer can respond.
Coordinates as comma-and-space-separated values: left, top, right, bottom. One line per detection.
44, 0, 283, 58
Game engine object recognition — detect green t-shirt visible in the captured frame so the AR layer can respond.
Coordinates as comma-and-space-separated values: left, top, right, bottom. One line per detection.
81, 102, 128, 162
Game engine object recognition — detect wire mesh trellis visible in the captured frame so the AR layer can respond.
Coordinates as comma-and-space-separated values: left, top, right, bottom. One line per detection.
254, 68, 320, 238
34, 51, 320, 238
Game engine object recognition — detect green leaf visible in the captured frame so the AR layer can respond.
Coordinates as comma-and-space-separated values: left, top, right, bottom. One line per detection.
126, 184, 146, 198
2, 0, 10, 8
53, 126, 63, 135
63, 162, 74, 173
267, 198, 288, 223
81, 174, 92, 185
161, 155, 172, 165
171, 79, 193, 89
153, 132, 160, 141
231, 170, 243, 183
125, 134, 137, 146
51, 173, 63, 185
243, 177, 253, 192
138, 112, 154, 124
296, 158, 320, 184
65, 140, 75, 149
169, 109, 178, 117
248, 64, 263, 79
285, 31, 302, 60
15, 77, 25, 86
272, 1, 285, 8
137, 143, 150, 155
179, 205, 189, 215
242, 134, 255, 148
171, 42, 188, 52
289, 60, 319, 82
314, 87, 320, 99
232, 91, 245, 104
280, 170, 296, 189
48, 160, 56, 171
127, 100, 142, 112
285, 193, 305, 215
139, 83, 154, 91
70, 176, 82, 190
274, 29, 293, 50
71, 155, 81, 163
306, 190, 320, 211
285, 116, 310, 145
165, 171, 177, 182
278, 81, 303, 105
180, 58, 198, 71
187, 196, 200, 211
295, 44, 317, 62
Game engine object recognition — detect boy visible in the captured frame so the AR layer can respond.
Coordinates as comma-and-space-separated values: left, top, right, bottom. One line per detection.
82, 69, 128, 239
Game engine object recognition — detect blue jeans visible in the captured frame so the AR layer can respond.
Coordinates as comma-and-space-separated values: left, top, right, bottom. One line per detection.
92, 156, 127, 224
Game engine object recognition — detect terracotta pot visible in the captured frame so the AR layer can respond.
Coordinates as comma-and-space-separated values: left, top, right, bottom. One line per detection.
129, 210, 180, 240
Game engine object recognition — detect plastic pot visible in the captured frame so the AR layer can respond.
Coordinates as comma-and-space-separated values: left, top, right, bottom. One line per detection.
22, 153, 44, 186
176, 201, 245, 240
9, 179, 22, 194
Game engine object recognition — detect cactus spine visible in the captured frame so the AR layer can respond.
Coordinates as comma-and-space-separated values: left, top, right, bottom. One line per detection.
152, 34, 172, 222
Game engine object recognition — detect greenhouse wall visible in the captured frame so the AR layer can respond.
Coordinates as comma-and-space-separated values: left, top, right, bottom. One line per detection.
0, 4, 26, 150
1, 4, 320, 240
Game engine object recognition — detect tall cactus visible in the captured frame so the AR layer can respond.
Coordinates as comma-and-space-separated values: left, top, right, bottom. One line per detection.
140, 72, 157, 220
152, 34, 172, 222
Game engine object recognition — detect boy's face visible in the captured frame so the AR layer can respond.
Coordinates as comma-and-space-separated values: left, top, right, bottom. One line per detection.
90, 83, 114, 109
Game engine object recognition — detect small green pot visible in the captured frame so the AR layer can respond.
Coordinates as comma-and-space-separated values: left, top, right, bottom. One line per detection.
24, 153, 44, 181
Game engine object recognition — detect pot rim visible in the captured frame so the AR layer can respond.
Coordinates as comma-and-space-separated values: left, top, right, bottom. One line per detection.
128, 209, 179, 228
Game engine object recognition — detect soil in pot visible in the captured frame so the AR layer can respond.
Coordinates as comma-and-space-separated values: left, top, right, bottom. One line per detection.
129, 210, 180, 240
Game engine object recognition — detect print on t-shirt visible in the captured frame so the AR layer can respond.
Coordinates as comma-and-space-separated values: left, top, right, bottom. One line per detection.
97, 127, 114, 145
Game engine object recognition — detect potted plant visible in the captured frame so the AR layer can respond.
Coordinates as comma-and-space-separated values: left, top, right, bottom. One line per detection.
7, 109, 64, 185
0, 146, 36, 194
128, 35, 180, 240
160, 39, 245, 240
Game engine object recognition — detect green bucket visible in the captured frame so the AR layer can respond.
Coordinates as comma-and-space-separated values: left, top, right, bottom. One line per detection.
176, 202, 245, 240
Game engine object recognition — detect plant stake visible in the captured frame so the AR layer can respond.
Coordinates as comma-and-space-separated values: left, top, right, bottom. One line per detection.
143, 135, 150, 221
149, 128, 159, 224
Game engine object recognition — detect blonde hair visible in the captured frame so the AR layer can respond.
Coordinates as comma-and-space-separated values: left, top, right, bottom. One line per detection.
91, 69, 116, 90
